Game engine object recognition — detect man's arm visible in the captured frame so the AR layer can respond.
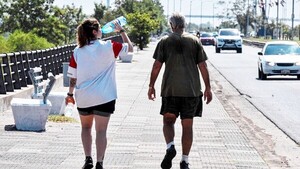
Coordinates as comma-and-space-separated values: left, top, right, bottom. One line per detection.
198, 61, 212, 104
148, 60, 163, 100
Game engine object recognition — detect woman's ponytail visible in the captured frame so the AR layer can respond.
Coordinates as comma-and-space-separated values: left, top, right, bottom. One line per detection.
76, 18, 100, 48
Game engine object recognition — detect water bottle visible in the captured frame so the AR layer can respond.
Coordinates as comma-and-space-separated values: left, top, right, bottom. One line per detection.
101, 16, 127, 34
64, 97, 74, 117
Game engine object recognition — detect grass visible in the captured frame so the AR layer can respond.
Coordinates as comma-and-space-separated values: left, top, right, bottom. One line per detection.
48, 115, 78, 123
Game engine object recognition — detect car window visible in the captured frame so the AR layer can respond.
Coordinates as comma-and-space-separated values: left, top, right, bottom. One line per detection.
219, 30, 239, 36
201, 33, 213, 37
264, 44, 300, 55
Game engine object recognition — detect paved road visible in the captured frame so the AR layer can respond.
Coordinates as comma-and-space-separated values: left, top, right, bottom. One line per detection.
204, 44, 300, 144
0, 41, 299, 169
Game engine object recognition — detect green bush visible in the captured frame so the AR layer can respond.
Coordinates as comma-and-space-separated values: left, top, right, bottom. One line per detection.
7, 30, 54, 52
0, 36, 9, 54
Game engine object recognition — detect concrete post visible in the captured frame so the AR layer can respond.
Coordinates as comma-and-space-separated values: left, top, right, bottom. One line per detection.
62, 62, 69, 87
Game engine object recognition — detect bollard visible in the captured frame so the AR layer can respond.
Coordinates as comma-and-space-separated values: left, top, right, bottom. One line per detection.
62, 62, 69, 87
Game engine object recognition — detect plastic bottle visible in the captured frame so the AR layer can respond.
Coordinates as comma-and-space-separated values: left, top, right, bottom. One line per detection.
64, 97, 74, 117
101, 16, 127, 34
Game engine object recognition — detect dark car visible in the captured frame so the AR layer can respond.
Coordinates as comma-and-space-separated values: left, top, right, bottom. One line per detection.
200, 33, 215, 46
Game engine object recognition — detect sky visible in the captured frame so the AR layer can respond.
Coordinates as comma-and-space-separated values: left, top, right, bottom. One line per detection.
53, 0, 300, 28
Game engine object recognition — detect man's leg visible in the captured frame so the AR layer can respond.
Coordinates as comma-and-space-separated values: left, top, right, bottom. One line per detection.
181, 118, 193, 155
163, 113, 177, 143
161, 113, 177, 169
180, 118, 193, 169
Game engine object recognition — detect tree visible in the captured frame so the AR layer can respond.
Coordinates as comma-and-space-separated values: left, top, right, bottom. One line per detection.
113, 0, 166, 49
217, 0, 258, 35
231, 0, 257, 35
93, 3, 108, 23
219, 20, 238, 29
127, 12, 158, 50
7, 30, 54, 52
0, 36, 9, 53
1, 0, 54, 33
51, 5, 85, 45
0, 0, 85, 45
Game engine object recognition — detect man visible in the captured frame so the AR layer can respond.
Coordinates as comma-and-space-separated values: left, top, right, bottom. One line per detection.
148, 12, 212, 169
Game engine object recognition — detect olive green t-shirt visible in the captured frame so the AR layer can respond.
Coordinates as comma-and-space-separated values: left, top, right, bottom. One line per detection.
153, 32, 208, 97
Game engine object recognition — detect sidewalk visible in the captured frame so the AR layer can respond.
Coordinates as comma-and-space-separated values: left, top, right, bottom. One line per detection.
0, 41, 288, 169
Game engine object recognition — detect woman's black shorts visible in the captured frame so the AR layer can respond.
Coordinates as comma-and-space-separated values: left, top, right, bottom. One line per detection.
77, 100, 115, 117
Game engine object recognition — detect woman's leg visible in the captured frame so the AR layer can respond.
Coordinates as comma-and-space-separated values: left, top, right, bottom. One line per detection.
80, 114, 94, 157
94, 115, 110, 162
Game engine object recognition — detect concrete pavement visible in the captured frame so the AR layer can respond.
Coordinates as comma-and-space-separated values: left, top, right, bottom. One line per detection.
0, 41, 299, 169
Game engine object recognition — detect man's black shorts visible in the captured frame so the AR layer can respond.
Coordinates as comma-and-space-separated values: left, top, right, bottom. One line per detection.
77, 100, 115, 117
160, 96, 203, 119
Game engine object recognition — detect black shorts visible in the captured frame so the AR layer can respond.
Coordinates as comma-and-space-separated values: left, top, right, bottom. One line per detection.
77, 100, 115, 117
160, 96, 203, 119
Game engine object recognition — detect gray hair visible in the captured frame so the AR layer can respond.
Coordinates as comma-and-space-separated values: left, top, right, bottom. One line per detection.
169, 12, 186, 29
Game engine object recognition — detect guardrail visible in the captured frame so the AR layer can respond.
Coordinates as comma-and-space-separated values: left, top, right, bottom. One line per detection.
243, 39, 265, 48
0, 35, 123, 95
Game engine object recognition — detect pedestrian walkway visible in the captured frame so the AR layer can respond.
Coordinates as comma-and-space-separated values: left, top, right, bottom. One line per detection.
0, 41, 279, 169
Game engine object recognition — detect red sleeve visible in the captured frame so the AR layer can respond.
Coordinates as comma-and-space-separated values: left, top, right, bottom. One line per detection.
112, 41, 123, 58
69, 54, 77, 68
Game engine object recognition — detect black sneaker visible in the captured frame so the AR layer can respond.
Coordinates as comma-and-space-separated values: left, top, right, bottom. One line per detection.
180, 161, 190, 169
96, 162, 103, 169
161, 145, 177, 169
82, 156, 93, 169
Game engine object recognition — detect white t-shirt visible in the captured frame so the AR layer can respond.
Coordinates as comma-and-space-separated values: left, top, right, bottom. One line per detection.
67, 40, 128, 108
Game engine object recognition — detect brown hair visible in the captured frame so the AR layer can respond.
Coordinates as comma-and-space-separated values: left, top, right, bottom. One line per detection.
77, 18, 100, 48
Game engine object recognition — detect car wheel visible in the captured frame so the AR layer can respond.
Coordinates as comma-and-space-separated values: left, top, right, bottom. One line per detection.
237, 48, 242, 53
215, 47, 220, 53
259, 66, 267, 80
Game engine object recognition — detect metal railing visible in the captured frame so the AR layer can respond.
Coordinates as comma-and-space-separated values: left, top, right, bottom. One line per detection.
0, 35, 122, 95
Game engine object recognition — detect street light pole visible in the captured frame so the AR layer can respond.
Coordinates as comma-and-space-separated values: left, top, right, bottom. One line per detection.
167, 0, 169, 18
200, 1, 202, 31
276, 0, 279, 39
189, 0, 192, 32
180, 0, 182, 12
291, 0, 295, 39
264, 0, 268, 39
173, 0, 175, 11
246, 0, 250, 37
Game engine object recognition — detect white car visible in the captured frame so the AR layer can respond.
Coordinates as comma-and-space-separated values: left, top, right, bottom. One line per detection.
257, 41, 300, 80
215, 28, 243, 53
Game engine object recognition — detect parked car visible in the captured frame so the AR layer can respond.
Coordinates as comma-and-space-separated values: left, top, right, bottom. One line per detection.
215, 28, 243, 53
257, 41, 300, 80
212, 32, 218, 38
200, 32, 215, 46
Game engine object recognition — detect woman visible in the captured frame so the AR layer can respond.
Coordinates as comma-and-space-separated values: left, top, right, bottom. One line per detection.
66, 18, 133, 169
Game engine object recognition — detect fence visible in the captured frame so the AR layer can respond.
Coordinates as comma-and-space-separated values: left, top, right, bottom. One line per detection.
0, 35, 122, 95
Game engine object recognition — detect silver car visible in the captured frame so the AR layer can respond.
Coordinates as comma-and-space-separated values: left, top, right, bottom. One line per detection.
258, 41, 300, 80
